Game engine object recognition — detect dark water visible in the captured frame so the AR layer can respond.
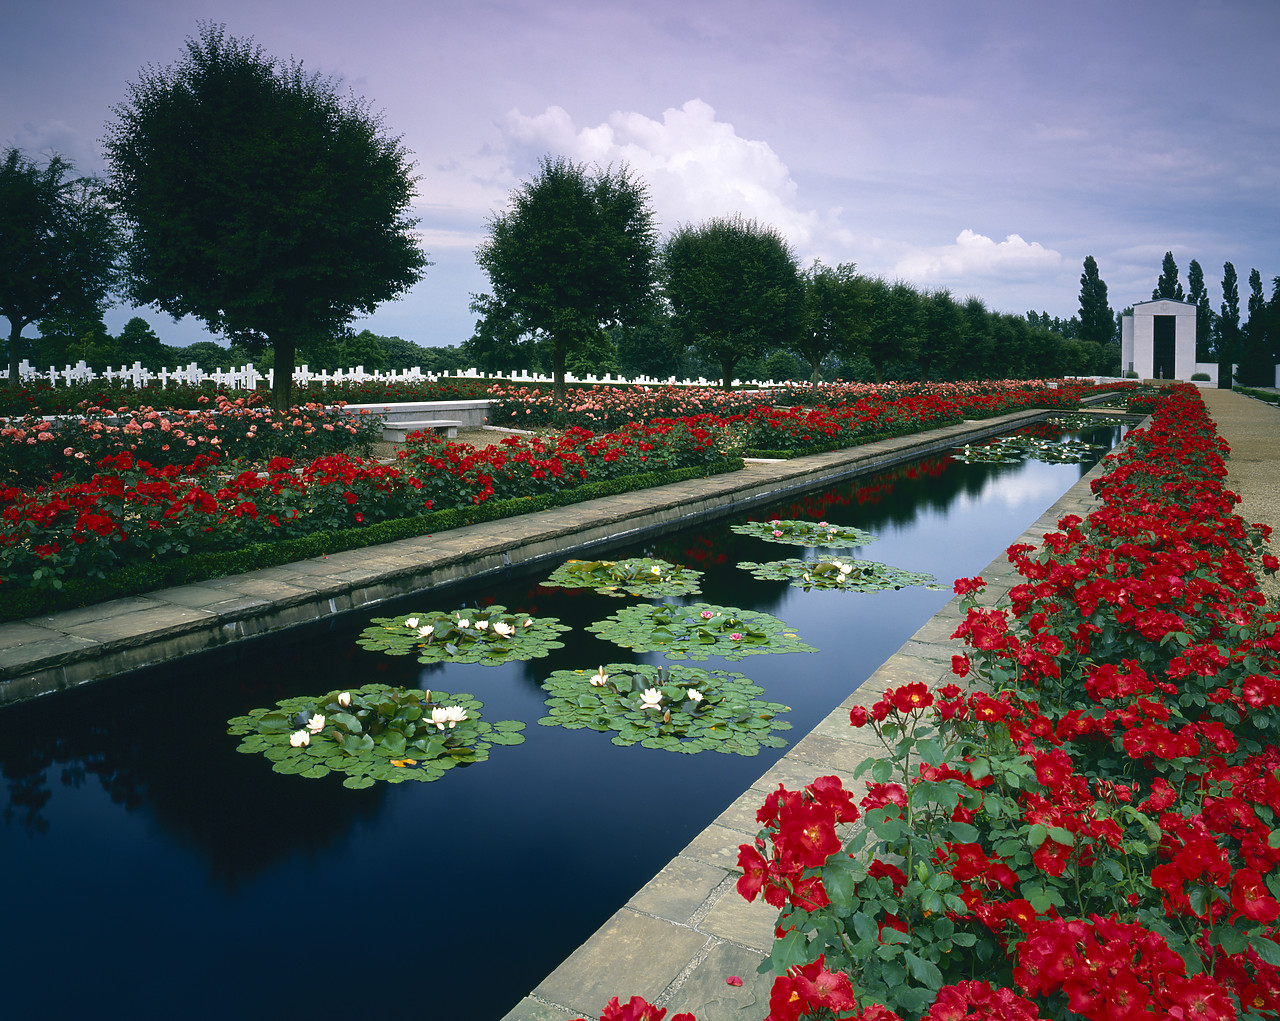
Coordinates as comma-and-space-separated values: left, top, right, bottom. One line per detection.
0, 425, 1123, 1021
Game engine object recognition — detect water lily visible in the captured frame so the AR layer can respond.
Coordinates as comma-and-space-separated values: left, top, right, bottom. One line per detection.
590, 666, 610, 687
431, 705, 469, 730
491, 620, 514, 637
417, 624, 435, 639
456, 617, 471, 629
307, 713, 326, 734
522, 619, 533, 627
687, 688, 704, 702
701, 610, 715, 619
650, 566, 662, 576
772, 530, 783, 537
289, 729, 310, 748
475, 619, 489, 631
839, 563, 853, 575
337, 691, 351, 707
730, 632, 743, 641
640, 688, 664, 710
404, 617, 419, 629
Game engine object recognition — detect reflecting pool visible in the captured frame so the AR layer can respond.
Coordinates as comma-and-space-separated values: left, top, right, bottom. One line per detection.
0, 424, 1124, 1020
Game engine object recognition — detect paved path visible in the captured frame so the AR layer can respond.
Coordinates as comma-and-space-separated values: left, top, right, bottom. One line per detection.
1200, 388, 1280, 606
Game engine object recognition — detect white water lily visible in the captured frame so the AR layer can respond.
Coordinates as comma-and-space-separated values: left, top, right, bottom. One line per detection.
337, 691, 351, 708
403, 617, 419, 629
474, 619, 489, 631
431, 705, 469, 730
289, 729, 310, 748
417, 624, 435, 639
650, 566, 662, 576
522, 619, 533, 627
491, 620, 514, 637
456, 617, 471, 629
639, 688, 664, 711
686, 688, 704, 703
839, 563, 854, 575
307, 713, 326, 734
589, 666, 609, 687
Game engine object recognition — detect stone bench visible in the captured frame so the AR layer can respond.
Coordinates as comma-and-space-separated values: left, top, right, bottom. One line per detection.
380, 419, 462, 442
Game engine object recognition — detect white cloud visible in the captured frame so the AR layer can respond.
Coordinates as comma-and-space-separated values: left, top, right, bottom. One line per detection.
504, 99, 818, 245
892, 230, 1063, 283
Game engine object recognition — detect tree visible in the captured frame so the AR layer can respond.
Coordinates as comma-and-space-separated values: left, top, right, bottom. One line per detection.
472, 155, 657, 400
794, 261, 866, 388
919, 288, 967, 380
1152, 251, 1185, 301
0, 147, 119, 389
1186, 260, 1215, 360
862, 279, 922, 384
1238, 268, 1275, 386
1077, 256, 1115, 349
1217, 262, 1240, 389
103, 23, 427, 412
116, 316, 165, 369
661, 215, 803, 389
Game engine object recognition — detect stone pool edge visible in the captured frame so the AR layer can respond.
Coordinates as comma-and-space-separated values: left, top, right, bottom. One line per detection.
499, 428, 1123, 1021
0, 410, 1089, 705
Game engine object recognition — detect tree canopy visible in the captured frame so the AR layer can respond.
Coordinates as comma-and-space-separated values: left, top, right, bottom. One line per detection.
472, 155, 658, 399
793, 261, 867, 387
0, 147, 119, 389
1218, 262, 1240, 388
1186, 259, 1215, 361
1077, 256, 1114, 348
102, 22, 428, 411
1152, 251, 1185, 301
661, 215, 802, 389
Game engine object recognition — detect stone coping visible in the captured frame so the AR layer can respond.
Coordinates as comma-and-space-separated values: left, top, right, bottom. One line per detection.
2, 409, 1090, 706
500, 432, 1120, 1021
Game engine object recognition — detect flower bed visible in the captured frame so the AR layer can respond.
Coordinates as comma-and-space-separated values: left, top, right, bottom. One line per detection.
0, 414, 740, 610
583, 383, 1280, 1020
1, 391, 381, 484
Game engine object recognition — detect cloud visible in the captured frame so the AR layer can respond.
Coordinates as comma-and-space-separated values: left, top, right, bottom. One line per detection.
504, 99, 818, 245
892, 230, 1063, 283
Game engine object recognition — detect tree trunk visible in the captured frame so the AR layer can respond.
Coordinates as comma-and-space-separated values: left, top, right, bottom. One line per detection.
810, 358, 821, 389
271, 333, 296, 413
719, 355, 735, 391
552, 338, 567, 403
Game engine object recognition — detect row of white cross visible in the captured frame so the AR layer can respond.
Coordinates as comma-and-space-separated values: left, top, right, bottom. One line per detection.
0, 360, 775, 390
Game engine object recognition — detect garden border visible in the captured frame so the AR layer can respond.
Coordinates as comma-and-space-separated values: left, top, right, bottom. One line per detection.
0, 406, 1118, 708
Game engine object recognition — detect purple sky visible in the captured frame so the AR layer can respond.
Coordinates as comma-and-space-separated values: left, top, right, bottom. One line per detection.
4, 0, 1277, 351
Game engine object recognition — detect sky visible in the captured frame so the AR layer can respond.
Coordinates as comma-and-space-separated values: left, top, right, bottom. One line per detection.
3, 0, 1278, 352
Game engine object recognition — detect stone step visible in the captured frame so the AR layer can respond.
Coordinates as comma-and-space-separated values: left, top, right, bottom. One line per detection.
380, 419, 462, 441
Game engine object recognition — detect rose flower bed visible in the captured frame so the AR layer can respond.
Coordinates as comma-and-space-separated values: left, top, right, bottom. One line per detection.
577, 384, 1280, 1021
0, 413, 741, 619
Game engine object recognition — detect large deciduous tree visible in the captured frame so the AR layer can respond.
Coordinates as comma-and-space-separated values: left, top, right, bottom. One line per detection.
0, 147, 119, 389
661, 215, 802, 389
473, 155, 657, 400
794, 261, 866, 388
1077, 255, 1114, 348
1152, 251, 1185, 301
102, 23, 427, 411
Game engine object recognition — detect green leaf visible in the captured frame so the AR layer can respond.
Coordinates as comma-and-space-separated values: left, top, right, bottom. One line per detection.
1252, 938, 1280, 967
904, 951, 944, 990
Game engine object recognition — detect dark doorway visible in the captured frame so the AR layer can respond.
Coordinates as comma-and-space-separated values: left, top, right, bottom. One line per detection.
1153, 316, 1176, 379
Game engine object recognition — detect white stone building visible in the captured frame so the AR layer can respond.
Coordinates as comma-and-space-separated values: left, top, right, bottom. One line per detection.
1120, 298, 1217, 386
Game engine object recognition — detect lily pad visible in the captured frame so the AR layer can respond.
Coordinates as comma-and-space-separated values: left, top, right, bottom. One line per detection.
730, 518, 878, 549
227, 684, 525, 788
356, 605, 570, 666
586, 602, 817, 661
739, 556, 941, 592
538, 663, 791, 755
542, 557, 703, 598
949, 434, 1104, 465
